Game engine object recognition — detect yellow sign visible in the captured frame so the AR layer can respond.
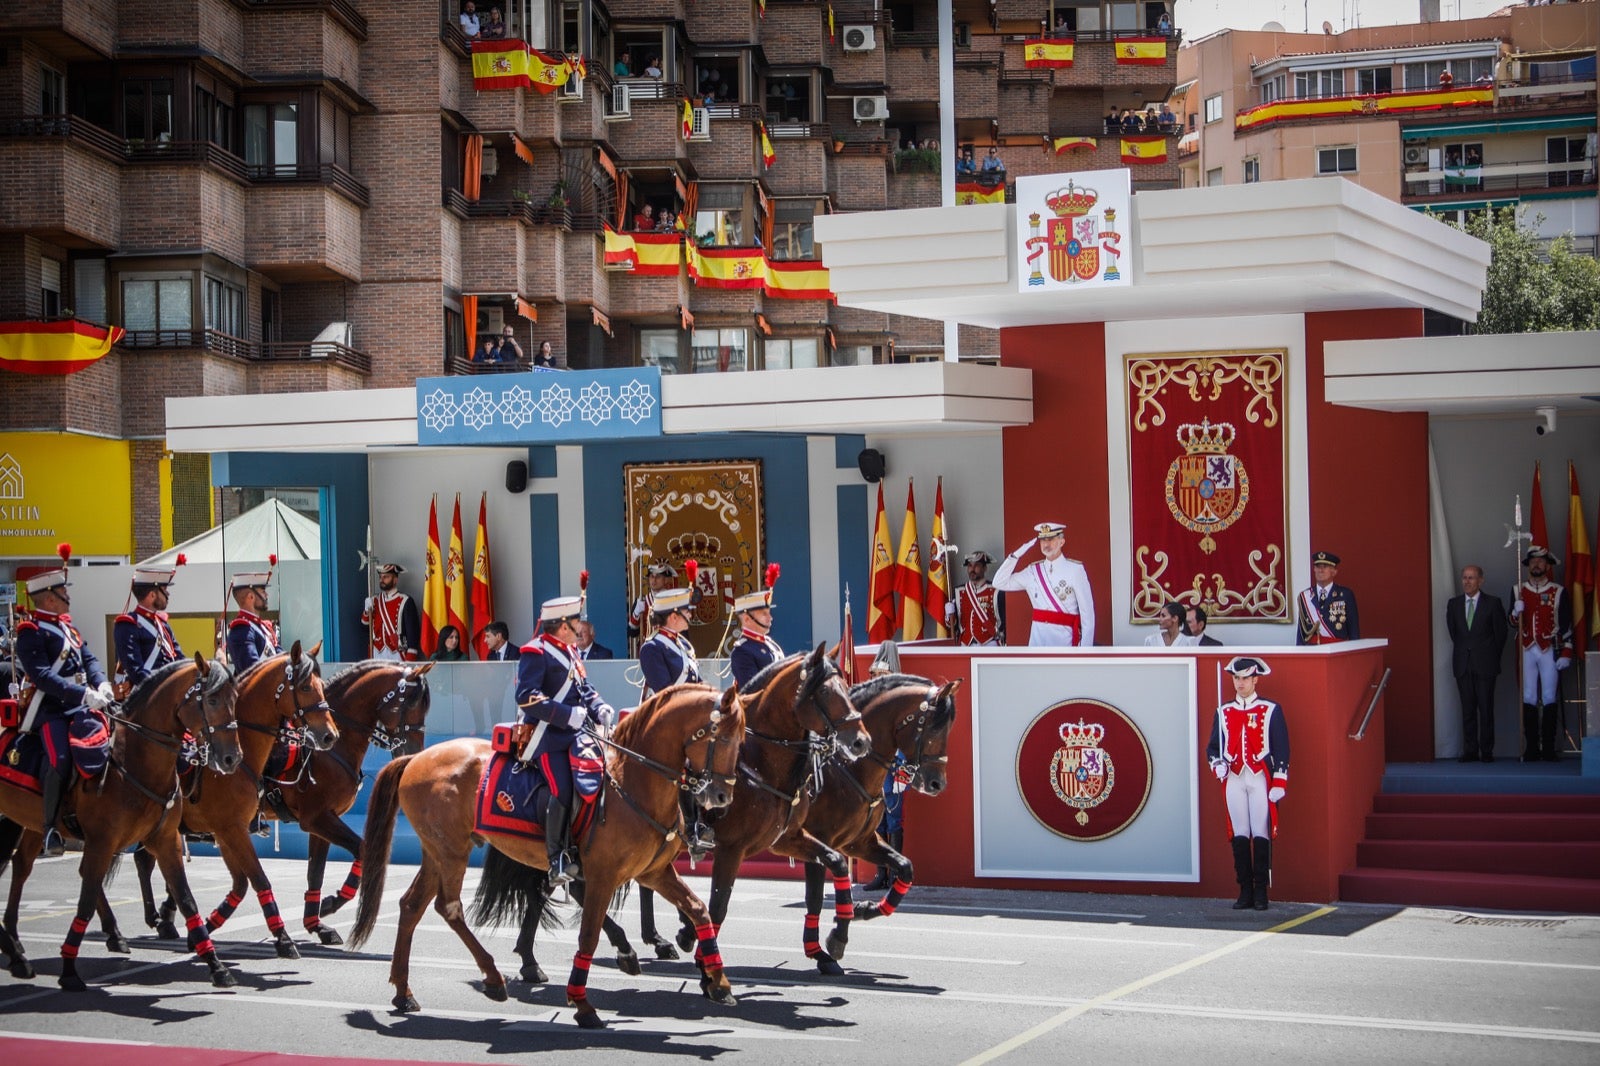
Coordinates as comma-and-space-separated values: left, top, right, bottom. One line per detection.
0, 433, 134, 558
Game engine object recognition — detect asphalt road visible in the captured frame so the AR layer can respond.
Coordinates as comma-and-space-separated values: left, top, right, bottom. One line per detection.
1, 855, 1597, 1064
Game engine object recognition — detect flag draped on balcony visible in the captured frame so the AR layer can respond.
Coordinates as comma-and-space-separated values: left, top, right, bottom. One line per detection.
826, 4, 836, 43
470, 40, 581, 92
1114, 36, 1167, 65
1235, 87, 1491, 131
1024, 37, 1075, 68
1567, 462, 1592, 643
471, 492, 496, 660
1120, 136, 1167, 163
689, 246, 767, 289
763, 260, 833, 300
895, 481, 925, 641
0, 320, 124, 376
682, 98, 695, 140
603, 227, 638, 269
955, 181, 1005, 205
1052, 136, 1097, 153
446, 494, 470, 644
868, 483, 896, 643
628, 232, 684, 275
421, 495, 446, 656
925, 477, 951, 639
760, 123, 776, 169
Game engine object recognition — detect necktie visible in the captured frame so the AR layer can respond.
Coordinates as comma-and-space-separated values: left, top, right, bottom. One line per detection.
1466, 597, 1476, 628
1319, 588, 1327, 604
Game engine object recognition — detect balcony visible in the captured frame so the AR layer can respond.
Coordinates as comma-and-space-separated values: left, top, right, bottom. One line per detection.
1004, 30, 1178, 96
764, 129, 831, 196
247, 183, 364, 282
1235, 85, 1494, 134
604, 83, 692, 162
1402, 154, 1599, 203
119, 328, 371, 373
243, 0, 368, 87
0, 117, 122, 249
0, 0, 117, 59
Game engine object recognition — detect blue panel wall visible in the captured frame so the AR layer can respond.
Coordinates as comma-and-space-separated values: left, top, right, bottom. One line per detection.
834, 435, 869, 645
527, 445, 563, 621
212, 452, 368, 660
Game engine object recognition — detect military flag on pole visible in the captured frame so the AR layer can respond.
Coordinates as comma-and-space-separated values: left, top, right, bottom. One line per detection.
421, 495, 446, 656
471, 492, 496, 660
1567, 462, 1592, 642
926, 477, 952, 638
895, 481, 925, 640
868, 483, 896, 642
446, 494, 470, 644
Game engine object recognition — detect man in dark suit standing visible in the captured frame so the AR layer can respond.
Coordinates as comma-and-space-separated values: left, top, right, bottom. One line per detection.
1446, 564, 1508, 762
1186, 605, 1223, 646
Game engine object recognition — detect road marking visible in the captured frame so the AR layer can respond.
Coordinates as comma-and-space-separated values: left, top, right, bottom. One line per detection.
0, 1030, 157, 1046
902, 901, 1145, 920
959, 905, 1338, 1065
1307, 949, 1600, 972
731, 914, 1197, 948
1101, 1000, 1600, 1044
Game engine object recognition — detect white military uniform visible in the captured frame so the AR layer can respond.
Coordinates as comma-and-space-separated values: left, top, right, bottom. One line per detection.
993, 545, 1095, 647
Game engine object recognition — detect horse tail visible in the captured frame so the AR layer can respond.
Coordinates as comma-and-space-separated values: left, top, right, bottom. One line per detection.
609, 880, 632, 913
469, 845, 549, 929
348, 753, 412, 948
103, 851, 123, 887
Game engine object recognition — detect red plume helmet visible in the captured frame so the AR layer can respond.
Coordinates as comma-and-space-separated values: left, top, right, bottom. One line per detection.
57, 542, 72, 564
175, 553, 188, 567
765, 562, 780, 590
684, 558, 699, 587
579, 569, 590, 592
268, 553, 278, 567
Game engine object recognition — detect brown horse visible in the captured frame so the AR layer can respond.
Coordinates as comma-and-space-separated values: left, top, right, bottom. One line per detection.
132, 641, 338, 960
350, 682, 745, 1030
799, 673, 959, 973
0, 653, 243, 990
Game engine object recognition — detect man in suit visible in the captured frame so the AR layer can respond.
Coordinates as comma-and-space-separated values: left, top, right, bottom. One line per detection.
482, 620, 513, 661
1186, 604, 1223, 646
1296, 550, 1359, 645
1446, 564, 1509, 762
571, 619, 613, 660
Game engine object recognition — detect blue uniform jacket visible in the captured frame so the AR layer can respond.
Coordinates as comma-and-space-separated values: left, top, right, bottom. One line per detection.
729, 631, 782, 689
1296, 583, 1360, 645
114, 607, 184, 686
15, 611, 107, 722
514, 634, 611, 761
227, 612, 281, 672
638, 630, 701, 697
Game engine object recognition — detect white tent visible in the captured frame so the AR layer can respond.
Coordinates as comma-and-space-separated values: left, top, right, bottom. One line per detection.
140, 498, 321, 566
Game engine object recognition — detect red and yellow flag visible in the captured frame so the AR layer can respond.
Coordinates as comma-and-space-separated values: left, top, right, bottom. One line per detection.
955, 181, 1005, 205
868, 483, 896, 643
1120, 136, 1168, 163
895, 481, 924, 641
470, 492, 496, 660
1052, 136, 1097, 154
470, 40, 577, 93
681, 97, 695, 140
1567, 462, 1592, 641
827, 3, 836, 43
421, 495, 445, 656
1530, 462, 1549, 554
690, 246, 767, 289
0, 320, 124, 376
1115, 36, 1167, 65
603, 228, 637, 269
1024, 37, 1075, 68
763, 259, 833, 300
1235, 86, 1491, 131
446, 494, 470, 644
1592, 491, 1600, 649
630, 232, 683, 276
760, 123, 776, 169
925, 477, 951, 639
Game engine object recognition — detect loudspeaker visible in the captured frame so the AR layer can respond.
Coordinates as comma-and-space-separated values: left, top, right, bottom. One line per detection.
505, 459, 528, 493
857, 448, 886, 483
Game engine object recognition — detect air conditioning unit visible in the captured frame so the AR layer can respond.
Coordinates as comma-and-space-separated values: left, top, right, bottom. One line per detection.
853, 95, 889, 121
843, 24, 876, 51
608, 83, 632, 119
690, 105, 711, 140
1402, 144, 1427, 167
560, 74, 583, 100
954, 22, 972, 48
480, 145, 498, 179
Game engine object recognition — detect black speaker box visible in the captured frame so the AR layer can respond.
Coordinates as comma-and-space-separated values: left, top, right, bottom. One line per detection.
857, 448, 886, 482
505, 459, 528, 493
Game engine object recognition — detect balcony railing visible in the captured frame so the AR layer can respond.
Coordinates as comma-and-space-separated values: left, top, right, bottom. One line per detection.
118, 328, 371, 373
443, 355, 552, 375
443, 190, 573, 227
767, 122, 832, 141
1403, 155, 1598, 199
0, 115, 125, 161
125, 139, 249, 180
248, 162, 371, 206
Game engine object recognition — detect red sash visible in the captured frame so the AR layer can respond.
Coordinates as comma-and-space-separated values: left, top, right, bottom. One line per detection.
1032, 609, 1080, 628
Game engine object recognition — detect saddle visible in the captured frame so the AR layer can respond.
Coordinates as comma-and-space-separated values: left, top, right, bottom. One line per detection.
474, 745, 601, 845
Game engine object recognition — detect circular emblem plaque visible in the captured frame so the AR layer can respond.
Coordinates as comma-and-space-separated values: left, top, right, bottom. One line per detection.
1014, 698, 1153, 842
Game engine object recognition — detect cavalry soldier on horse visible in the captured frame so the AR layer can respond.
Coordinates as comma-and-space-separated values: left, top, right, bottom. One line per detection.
729, 563, 783, 689
226, 564, 282, 672
114, 561, 185, 692
362, 562, 420, 662
638, 576, 714, 856
13, 545, 115, 857
515, 593, 617, 888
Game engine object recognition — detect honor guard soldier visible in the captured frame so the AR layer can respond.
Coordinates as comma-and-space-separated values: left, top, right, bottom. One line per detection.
14, 544, 114, 857
1296, 550, 1359, 644
949, 550, 1005, 646
1512, 546, 1573, 761
114, 558, 185, 692
993, 522, 1095, 647
628, 562, 677, 648
729, 563, 783, 689
515, 593, 616, 888
226, 558, 282, 672
362, 562, 421, 662
638, 568, 716, 854
1206, 656, 1290, 911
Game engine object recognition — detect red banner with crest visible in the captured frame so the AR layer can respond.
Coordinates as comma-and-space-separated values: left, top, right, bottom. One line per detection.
1125, 349, 1289, 623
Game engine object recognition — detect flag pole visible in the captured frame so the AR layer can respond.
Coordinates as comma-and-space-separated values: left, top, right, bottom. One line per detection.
1512, 493, 1526, 755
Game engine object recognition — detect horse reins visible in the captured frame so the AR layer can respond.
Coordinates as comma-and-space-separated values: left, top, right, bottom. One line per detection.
104, 668, 234, 813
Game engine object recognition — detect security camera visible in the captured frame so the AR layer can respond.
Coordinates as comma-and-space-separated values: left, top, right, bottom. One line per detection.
1535, 406, 1557, 436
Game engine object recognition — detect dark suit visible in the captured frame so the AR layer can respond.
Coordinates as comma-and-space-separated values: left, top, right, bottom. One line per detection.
1446, 591, 1508, 758
1196, 634, 1223, 647
486, 643, 513, 662
579, 642, 614, 661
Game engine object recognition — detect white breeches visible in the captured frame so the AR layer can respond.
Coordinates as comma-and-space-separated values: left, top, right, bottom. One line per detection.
371, 648, 403, 662
1225, 767, 1270, 838
1522, 645, 1558, 704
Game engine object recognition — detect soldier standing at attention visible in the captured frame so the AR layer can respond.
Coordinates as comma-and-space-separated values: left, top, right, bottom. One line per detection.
1512, 546, 1572, 761
628, 562, 677, 650
949, 550, 1005, 646
1206, 656, 1290, 911
362, 562, 421, 661
993, 522, 1095, 646
1296, 550, 1359, 644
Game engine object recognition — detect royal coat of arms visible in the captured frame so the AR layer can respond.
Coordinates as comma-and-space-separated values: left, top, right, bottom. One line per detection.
1050, 719, 1114, 826
1163, 418, 1250, 554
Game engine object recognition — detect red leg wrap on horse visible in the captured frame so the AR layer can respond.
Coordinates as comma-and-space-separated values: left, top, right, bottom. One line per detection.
258, 889, 285, 934
803, 912, 822, 953
303, 891, 322, 929
62, 916, 90, 958
877, 877, 913, 916
338, 861, 362, 901
694, 923, 723, 969
208, 891, 243, 931
565, 951, 593, 1000
186, 912, 216, 957
832, 875, 854, 920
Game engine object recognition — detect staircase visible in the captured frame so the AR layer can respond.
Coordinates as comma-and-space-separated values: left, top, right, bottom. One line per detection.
1339, 793, 1600, 913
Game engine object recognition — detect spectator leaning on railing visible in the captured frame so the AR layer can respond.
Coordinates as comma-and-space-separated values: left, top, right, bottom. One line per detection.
459, 0, 480, 40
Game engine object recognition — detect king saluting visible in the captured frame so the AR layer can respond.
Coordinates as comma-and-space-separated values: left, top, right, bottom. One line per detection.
993, 522, 1094, 647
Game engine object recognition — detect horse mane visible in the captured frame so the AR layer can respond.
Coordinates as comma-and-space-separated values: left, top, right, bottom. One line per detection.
611, 684, 714, 748
850, 672, 957, 730
325, 658, 389, 691
122, 658, 194, 713
740, 651, 804, 696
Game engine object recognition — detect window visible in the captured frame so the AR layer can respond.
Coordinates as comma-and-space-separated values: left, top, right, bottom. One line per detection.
693, 54, 744, 104
1402, 58, 1493, 91
771, 199, 819, 261
1294, 69, 1345, 99
123, 78, 174, 143
1356, 66, 1392, 94
1317, 146, 1357, 174
121, 275, 193, 333
640, 328, 681, 373
41, 66, 65, 116
694, 183, 750, 246
1548, 136, 1588, 187
444, 307, 465, 363
691, 328, 747, 373
1203, 94, 1223, 124
244, 102, 299, 173
261, 288, 280, 344
764, 337, 820, 370
1107, 2, 1140, 31
194, 85, 236, 153
1205, 167, 1223, 186
832, 344, 876, 367
1260, 75, 1285, 105
1243, 157, 1260, 184
74, 259, 106, 324
41, 258, 62, 318
204, 277, 245, 337
766, 75, 812, 123
1442, 141, 1483, 190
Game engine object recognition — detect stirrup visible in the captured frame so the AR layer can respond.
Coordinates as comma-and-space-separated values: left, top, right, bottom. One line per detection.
249, 815, 270, 839
547, 852, 579, 888
41, 829, 65, 858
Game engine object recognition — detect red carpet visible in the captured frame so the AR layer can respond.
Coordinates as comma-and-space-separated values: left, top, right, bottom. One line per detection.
1340, 793, 1600, 912
1, 1037, 467, 1066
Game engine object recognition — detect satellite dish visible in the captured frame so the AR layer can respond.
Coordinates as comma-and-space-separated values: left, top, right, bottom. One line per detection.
1261, 20, 1286, 32
1322, 20, 1334, 34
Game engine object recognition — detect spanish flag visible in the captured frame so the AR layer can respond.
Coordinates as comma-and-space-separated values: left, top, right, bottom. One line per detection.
421, 495, 446, 656
632, 232, 684, 276
681, 97, 694, 140
1024, 37, 1075, 68
470, 40, 576, 93
603, 228, 638, 269
895, 481, 924, 641
763, 259, 833, 300
868, 484, 896, 643
1235, 87, 1492, 131
470, 492, 496, 661
827, 3, 836, 43
1568, 462, 1593, 642
1052, 136, 1097, 154
1115, 36, 1167, 65
446, 494, 470, 645
955, 181, 1005, 205
689, 246, 767, 289
925, 478, 951, 639
760, 123, 776, 169
0, 319, 124, 376
1120, 136, 1168, 163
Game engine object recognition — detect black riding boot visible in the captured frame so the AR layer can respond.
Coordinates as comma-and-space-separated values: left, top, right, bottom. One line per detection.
681, 792, 715, 858
1541, 704, 1562, 761
40, 769, 65, 858
1251, 837, 1271, 911
1230, 836, 1253, 909
1522, 703, 1542, 761
545, 795, 578, 888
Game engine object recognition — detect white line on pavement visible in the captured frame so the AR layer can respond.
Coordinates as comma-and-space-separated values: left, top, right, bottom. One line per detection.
1306, 949, 1600, 972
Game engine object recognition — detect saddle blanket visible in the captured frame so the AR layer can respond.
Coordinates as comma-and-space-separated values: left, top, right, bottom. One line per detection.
264, 736, 305, 782
474, 752, 598, 843
0, 727, 45, 795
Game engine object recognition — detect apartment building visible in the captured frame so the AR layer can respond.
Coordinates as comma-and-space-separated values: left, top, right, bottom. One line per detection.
0, 0, 1179, 567
1173, 2, 1597, 255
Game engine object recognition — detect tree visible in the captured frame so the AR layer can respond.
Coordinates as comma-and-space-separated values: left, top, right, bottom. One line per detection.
1440, 206, 1600, 334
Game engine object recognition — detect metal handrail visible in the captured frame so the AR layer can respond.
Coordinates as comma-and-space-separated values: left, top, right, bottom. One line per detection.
119, 328, 372, 373
767, 122, 832, 141
247, 162, 371, 206
260, 340, 372, 373
1348, 667, 1391, 740
0, 115, 125, 160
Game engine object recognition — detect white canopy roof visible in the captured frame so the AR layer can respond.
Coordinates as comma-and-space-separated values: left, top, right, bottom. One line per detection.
140, 497, 321, 566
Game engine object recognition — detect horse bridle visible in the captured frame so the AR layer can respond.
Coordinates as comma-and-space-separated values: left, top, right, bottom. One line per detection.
109, 662, 236, 809
584, 701, 738, 800
359, 666, 429, 753
267, 654, 334, 744
861, 684, 950, 793
745, 656, 861, 757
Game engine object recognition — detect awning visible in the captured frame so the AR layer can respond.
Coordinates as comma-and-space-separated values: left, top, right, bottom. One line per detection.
1403, 113, 1596, 139
592, 306, 613, 336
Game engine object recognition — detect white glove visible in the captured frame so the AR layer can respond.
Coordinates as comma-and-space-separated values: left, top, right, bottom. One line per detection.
1014, 537, 1038, 557
82, 687, 109, 711
98, 681, 116, 702
1268, 786, 1286, 803
363, 596, 375, 615
7, 682, 19, 699
1511, 600, 1524, 617
1557, 658, 1571, 672
565, 706, 586, 731
595, 703, 617, 729
1212, 762, 1228, 782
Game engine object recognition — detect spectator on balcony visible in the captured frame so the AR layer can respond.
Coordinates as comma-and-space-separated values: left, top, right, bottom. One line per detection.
499, 325, 524, 363
1159, 103, 1177, 131
1158, 10, 1172, 36
460, 1, 480, 40
1121, 108, 1143, 132
1105, 107, 1119, 133
614, 51, 633, 77
1476, 71, 1494, 87
657, 209, 678, 233
982, 146, 1005, 173
481, 6, 506, 39
633, 203, 655, 230
472, 335, 502, 363
534, 340, 556, 368
956, 147, 977, 175
645, 56, 663, 79
1144, 107, 1160, 129
1439, 69, 1454, 90
1053, 12, 1071, 33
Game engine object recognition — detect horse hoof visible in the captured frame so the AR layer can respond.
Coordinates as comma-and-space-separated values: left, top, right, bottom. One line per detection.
315, 926, 344, 947
483, 981, 508, 1003
275, 939, 301, 960
10, 960, 35, 980
814, 953, 844, 977
855, 901, 883, 921
617, 950, 641, 977
319, 898, 348, 919
825, 932, 848, 960
156, 921, 180, 941
653, 941, 680, 961
520, 962, 548, 985
105, 934, 132, 955
710, 987, 737, 1006
210, 966, 237, 989
675, 927, 696, 953
59, 973, 87, 992
573, 1007, 606, 1030
393, 993, 421, 1013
